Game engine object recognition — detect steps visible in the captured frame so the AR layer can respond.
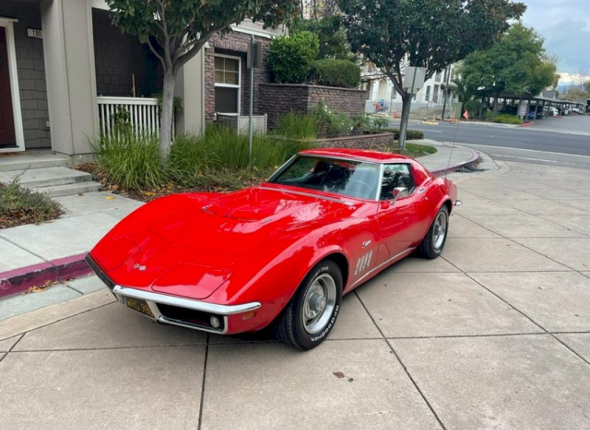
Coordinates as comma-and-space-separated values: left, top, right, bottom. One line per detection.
0, 166, 101, 197
0, 152, 70, 172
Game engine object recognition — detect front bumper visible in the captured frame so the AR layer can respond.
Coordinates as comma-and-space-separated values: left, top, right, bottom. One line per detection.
86, 255, 261, 335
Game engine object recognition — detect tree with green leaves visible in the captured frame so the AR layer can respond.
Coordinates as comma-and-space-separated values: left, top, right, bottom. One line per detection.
337, 0, 525, 141
106, 0, 300, 152
461, 23, 557, 114
292, 16, 353, 61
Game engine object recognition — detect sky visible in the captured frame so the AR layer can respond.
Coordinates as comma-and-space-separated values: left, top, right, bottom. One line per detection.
521, 0, 590, 83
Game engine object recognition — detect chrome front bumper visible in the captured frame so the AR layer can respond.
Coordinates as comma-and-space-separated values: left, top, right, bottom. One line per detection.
86, 254, 261, 335
112, 285, 261, 335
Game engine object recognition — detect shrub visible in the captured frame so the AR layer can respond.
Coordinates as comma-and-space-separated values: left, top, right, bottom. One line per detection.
351, 113, 371, 131
0, 176, 63, 228
493, 114, 523, 125
91, 132, 168, 191
365, 127, 424, 140
268, 31, 319, 84
168, 125, 318, 186
370, 114, 390, 130
310, 102, 354, 138
274, 112, 319, 140
309, 59, 361, 88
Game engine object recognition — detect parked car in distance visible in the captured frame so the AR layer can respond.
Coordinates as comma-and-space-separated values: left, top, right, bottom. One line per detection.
545, 106, 559, 117
572, 108, 583, 114
87, 149, 459, 350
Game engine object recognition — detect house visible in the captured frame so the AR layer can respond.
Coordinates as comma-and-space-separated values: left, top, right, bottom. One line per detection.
0, 0, 283, 160
361, 64, 458, 119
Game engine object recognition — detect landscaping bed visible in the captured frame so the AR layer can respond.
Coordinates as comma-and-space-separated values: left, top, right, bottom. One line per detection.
0, 180, 64, 229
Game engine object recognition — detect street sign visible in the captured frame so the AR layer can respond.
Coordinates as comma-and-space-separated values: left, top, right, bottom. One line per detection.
247, 41, 262, 69
403, 67, 426, 91
518, 101, 529, 118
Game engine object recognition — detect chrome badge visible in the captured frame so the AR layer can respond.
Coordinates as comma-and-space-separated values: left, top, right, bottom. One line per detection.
133, 263, 147, 271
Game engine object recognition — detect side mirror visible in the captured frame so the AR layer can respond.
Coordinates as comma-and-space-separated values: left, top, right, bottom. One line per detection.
393, 187, 409, 199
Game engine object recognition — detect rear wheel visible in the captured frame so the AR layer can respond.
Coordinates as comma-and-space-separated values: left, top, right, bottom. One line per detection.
420, 206, 449, 259
276, 261, 343, 350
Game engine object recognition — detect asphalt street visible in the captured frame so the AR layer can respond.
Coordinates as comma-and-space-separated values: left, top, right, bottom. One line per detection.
400, 115, 590, 169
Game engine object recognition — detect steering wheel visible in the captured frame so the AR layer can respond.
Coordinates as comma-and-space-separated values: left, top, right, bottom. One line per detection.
348, 178, 373, 198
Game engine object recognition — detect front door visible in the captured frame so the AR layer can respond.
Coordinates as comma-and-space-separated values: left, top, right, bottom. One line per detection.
0, 26, 16, 148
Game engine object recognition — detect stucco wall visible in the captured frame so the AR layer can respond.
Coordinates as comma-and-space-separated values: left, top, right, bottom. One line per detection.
0, 1, 50, 149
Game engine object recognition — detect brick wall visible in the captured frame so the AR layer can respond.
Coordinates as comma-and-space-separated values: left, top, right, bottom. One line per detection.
1, 1, 50, 149
92, 9, 162, 97
204, 31, 271, 121
259, 84, 368, 129
319, 133, 395, 151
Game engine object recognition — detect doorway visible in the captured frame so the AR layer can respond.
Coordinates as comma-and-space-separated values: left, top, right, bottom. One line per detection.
0, 18, 24, 152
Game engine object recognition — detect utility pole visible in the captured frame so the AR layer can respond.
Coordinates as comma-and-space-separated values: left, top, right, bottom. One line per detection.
441, 64, 452, 121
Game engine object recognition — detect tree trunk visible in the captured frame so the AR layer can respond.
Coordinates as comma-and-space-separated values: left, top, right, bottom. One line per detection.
398, 92, 413, 150
493, 94, 500, 114
159, 70, 176, 154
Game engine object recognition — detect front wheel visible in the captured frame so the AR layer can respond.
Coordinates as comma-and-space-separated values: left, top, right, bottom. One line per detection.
275, 261, 343, 350
420, 206, 449, 259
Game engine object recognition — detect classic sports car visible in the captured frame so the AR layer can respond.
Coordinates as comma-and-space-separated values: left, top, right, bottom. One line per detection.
87, 148, 459, 350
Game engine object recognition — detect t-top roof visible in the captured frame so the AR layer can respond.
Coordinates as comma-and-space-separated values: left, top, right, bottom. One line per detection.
299, 148, 412, 163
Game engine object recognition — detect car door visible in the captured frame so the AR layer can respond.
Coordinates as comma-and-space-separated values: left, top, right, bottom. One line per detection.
376, 164, 418, 264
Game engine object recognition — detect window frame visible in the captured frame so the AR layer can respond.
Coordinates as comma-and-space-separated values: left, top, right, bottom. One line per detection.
213, 53, 241, 114
379, 163, 416, 201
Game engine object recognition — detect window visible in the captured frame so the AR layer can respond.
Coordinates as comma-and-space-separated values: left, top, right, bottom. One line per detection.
270, 156, 381, 200
380, 164, 415, 200
214, 55, 240, 114
425, 86, 431, 102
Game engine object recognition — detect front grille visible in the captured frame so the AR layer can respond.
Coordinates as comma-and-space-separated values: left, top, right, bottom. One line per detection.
85, 254, 115, 291
157, 303, 225, 331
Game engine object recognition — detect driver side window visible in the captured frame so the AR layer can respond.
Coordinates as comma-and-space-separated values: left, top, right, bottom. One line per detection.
380, 164, 415, 200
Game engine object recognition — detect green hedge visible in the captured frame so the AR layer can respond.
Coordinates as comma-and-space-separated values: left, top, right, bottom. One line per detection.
365, 127, 424, 140
268, 32, 319, 84
309, 59, 361, 88
493, 114, 523, 125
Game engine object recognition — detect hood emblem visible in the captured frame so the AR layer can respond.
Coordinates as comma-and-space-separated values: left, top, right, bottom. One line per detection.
133, 264, 147, 271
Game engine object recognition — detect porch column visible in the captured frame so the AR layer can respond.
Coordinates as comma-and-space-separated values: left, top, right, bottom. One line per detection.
41, 0, 97, 158
175, 49, 206, 135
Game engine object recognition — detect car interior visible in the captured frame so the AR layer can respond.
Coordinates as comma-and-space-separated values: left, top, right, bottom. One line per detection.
379, 164, 415, 201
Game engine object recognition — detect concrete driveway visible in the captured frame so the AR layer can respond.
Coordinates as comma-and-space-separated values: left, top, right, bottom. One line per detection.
1, 161, 590, 430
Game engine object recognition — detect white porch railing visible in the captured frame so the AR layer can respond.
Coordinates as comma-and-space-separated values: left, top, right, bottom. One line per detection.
216, 113, 268, 135
97, 96, 173, 137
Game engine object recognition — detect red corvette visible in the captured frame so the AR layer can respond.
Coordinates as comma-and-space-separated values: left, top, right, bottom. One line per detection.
87, 148, 458, 349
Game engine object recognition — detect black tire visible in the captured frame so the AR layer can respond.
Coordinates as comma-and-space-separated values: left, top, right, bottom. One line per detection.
419, 205, 449, 259
275, 261, 343, 350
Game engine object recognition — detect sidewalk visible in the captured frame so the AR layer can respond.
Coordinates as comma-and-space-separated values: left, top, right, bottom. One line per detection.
1, 158, 589, 429
0, 143, 480, 317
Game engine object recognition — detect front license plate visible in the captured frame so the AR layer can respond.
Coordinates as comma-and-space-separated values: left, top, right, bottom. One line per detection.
125, 297, 155, 318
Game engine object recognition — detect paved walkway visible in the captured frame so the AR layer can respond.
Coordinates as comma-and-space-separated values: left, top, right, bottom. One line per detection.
1, 159, 589, 429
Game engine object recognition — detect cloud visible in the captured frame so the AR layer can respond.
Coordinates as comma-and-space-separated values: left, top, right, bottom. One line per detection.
521, 0, 590, 74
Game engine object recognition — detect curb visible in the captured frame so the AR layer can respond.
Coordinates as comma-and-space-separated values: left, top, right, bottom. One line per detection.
0, 253, 91, 300
520, 122, 535, 127
430, 146, 481, 177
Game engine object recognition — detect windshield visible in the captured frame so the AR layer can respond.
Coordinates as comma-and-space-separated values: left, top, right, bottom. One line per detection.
269, 156, 380, 200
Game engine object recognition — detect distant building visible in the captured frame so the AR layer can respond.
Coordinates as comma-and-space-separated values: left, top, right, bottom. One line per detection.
361, 63, 458, 119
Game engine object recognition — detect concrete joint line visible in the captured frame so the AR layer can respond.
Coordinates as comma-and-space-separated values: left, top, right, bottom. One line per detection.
353, 291, 448, 430
197, 334, 210, 430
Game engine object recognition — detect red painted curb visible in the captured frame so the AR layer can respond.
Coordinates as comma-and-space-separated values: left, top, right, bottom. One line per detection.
520, 122, 535, 127
0, 252, 92, 300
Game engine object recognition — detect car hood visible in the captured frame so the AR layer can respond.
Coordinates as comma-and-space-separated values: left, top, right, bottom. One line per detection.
148, 186, 354, 256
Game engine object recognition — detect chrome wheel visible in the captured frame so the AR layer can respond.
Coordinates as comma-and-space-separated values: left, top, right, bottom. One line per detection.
433, 211, 448, 250
301, 273, 337, 335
